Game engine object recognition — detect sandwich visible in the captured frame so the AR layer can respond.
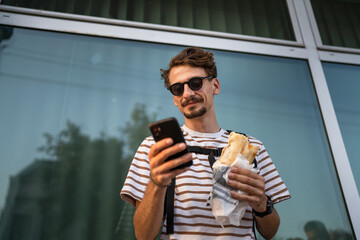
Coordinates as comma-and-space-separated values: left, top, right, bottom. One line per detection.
219, 132, 259, 166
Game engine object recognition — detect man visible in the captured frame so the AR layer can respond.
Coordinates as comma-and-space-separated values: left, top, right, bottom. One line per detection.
121, 47, 290, 239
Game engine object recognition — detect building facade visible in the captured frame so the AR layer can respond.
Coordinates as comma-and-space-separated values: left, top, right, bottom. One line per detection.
0, 0, 359, 239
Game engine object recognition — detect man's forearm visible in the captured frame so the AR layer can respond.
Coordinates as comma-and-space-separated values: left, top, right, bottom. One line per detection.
255, 207, 280, 240
133, 182, 167, 240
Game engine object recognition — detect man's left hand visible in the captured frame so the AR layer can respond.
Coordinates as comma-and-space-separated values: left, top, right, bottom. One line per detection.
227, 166, 267, 213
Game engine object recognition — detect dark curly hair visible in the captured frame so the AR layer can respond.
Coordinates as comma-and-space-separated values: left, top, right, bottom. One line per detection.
161, 47, 217, 88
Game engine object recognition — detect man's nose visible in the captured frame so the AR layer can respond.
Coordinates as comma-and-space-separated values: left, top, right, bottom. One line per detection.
182, 83, 195, 97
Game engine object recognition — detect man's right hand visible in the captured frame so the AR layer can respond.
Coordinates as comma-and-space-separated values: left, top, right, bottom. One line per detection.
148, 138, 193, 187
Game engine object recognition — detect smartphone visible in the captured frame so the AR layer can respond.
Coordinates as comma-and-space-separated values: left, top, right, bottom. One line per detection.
149, 117, 192, 169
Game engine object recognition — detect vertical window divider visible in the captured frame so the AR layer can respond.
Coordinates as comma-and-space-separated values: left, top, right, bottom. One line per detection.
303, 0, 323, 48
286, 0, 304, 45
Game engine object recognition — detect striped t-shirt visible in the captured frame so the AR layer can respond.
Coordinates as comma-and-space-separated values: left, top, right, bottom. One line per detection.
120, 125, 291, 240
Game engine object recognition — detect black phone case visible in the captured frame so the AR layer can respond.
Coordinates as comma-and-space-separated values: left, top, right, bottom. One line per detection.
149, 117, 192, 169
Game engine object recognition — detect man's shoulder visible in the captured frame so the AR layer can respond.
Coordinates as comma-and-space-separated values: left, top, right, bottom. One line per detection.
136, 136, 155, 150
144, 135, 154, 142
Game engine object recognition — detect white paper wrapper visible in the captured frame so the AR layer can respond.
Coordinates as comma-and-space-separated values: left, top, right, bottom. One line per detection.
210, 153, 258, 227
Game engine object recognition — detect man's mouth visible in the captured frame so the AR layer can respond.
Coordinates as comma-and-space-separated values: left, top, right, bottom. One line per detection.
181, 96, 203, 107
185, 101, 198, 107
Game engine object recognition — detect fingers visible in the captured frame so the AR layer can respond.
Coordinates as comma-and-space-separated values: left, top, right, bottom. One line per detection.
230, 166, 262, 181
227, 178, 264, 199
228, 172, 264, 191
152, 152, 192, 174
152, 166, 190, 185
228, 167, 264, 190
148, 138, 173, 158
227, 167, 266, 208
149, 139, 191, 168
148, 138, 193, 187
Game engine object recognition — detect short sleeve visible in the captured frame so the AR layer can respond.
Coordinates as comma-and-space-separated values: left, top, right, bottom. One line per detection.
120, 137, 154, 206
249, 138, 291, 204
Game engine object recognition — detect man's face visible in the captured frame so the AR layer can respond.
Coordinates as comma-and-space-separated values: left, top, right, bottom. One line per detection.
168, 65, 220, 119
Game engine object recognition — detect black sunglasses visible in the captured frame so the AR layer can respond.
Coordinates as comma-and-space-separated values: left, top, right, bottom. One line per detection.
167, 76, 213, 96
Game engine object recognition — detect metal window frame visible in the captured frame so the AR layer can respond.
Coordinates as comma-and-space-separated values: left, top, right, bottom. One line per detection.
287, 0, 304, 45
0, 0, 359, 238
0, 8, 308, 59
0, 4, 304, 47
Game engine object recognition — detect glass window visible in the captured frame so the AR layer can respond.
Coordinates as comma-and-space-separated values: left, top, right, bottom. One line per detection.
1, 0, 295, 41
0, 25, 354, 239
311, 0, 360, 49
323, 62, 360, 192
214, 53, 354, 239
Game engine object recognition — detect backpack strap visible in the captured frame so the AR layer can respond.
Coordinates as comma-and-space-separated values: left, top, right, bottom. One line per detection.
165, 178, 175, 234
187, 146, 223, 169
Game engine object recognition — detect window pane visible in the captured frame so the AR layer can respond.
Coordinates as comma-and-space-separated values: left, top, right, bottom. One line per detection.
0, 26, 354, 239
214, 53, 354, 239
1, 0, 295, 41
311, 0, 360, 49
323, 62, 360, 192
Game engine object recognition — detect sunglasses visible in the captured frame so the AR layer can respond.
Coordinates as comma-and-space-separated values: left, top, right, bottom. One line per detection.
167, 76, 213, 96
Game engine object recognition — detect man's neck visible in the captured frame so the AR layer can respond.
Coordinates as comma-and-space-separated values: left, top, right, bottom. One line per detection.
184, 114, 220, 133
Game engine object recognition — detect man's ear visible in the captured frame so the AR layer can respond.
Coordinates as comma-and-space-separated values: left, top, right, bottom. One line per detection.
213, 78, 220, 95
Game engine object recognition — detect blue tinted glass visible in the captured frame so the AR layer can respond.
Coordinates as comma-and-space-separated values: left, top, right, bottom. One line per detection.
0, 26, 354, 239
323, 62, 360, 191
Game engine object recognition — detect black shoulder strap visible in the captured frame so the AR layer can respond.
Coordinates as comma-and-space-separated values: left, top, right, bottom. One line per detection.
187, 146, 223, 169
163, 130, 258, 235
226, 129, 246, 136
164, 178, 175, 234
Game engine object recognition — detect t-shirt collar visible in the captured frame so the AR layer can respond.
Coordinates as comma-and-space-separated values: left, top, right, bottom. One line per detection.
182, 125, 226, 138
